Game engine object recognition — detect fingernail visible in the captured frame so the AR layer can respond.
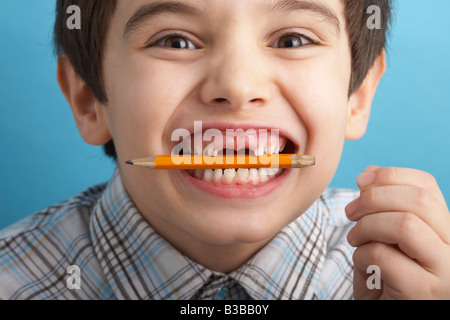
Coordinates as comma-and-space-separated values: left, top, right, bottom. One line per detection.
363, 165, 379, 173
345, 199, 358, 219
357, 171, 376, 188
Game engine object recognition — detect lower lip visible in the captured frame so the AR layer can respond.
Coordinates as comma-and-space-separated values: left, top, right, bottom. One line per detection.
179, 169, 292, 199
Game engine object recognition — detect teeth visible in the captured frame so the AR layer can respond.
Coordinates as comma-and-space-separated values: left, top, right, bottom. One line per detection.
186, 138, 288, 156
250, 169, 259, 185
237, 168, 249, 181
214, 169, 223, 183
254, 146, 265, 157
266, 168, 279, 176
255, 140, 286, 156
191, 167, 282, 185
264, 144, 280, 155
224, 169, 236, 184
183, 131, 290, 158
204, 169, 213, 182
204, 144, 218, 157
258, 168, 269, 183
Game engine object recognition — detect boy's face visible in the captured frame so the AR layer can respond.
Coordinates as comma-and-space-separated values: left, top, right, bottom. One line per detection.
101, 0, 353, 253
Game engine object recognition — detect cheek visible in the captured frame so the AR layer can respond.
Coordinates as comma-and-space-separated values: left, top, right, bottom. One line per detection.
278, 55, 351, 180
104, 58, 197, 159
285, 63, 349, 141
298, 49, 350, 131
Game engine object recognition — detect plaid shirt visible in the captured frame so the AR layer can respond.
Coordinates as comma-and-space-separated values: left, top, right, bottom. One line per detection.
0, 168, 358, 300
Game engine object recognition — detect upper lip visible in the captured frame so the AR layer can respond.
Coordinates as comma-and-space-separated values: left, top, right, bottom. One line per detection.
169, 121, 300, 155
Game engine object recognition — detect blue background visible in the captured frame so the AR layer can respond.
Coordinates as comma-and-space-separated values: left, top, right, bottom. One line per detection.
1, 1, 449, 229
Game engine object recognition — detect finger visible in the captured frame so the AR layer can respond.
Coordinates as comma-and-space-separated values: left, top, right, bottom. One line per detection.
353, 266, 383, 300
352, 242, 435, 300
345, 167, 443, 219
348, 211, 446, 271
346, 185, 450, 244
363, 165, 380, 173
357, 167, 446, 202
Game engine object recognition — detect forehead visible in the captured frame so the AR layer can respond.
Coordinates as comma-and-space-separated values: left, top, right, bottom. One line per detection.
114, 0, 345, 36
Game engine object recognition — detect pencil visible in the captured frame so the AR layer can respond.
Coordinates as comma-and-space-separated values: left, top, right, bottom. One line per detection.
125, 154, 315, 170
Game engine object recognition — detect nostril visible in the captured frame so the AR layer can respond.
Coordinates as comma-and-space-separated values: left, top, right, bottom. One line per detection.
214, 98, 228, 103
209, 97, 265, 108
213, 97, 262, 104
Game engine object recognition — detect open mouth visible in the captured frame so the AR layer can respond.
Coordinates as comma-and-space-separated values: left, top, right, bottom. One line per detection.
180, 130, 297, 187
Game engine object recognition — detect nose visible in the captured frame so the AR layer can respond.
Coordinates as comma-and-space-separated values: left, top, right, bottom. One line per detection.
200, 43, 272, 111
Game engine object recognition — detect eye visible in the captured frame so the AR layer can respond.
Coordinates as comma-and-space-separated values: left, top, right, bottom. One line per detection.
152, 34, 197, 49
271, 34, 313, 48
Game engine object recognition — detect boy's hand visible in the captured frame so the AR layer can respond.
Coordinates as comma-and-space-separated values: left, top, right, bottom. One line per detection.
345, 166, 450, 299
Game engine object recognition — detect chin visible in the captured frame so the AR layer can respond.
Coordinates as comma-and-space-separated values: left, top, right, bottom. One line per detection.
185, 204, 296, 246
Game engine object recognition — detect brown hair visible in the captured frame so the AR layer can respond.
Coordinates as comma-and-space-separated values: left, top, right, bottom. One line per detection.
53, 0, 393, 160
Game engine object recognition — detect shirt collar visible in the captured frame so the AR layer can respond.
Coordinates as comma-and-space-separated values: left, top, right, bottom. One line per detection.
90, 168, 327, 300
234, 199, 327, 300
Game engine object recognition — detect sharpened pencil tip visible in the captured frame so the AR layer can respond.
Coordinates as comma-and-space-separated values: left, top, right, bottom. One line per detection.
125, 160, 134, 165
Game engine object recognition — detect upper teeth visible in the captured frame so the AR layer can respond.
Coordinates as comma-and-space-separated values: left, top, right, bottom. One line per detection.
203, 144, 219, 156
198, 140, 286, 156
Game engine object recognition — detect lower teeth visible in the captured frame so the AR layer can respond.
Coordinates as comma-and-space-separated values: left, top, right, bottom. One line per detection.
188, 168, 283, 185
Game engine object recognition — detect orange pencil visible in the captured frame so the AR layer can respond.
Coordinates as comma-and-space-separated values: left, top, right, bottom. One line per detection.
125, 154, 315, 170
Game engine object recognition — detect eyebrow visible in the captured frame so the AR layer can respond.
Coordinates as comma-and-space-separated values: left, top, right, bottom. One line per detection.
124, 1, 205, 39
124, 0, 341, 39
266, 0, 341, 35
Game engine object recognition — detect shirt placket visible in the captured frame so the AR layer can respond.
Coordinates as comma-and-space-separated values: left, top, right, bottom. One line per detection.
194, 274, 233, 300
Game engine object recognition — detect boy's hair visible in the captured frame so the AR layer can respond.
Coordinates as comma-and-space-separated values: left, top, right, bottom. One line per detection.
54, 0, 393, 160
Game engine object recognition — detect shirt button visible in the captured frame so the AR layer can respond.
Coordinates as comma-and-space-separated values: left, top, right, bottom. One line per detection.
215, 287, 228, 299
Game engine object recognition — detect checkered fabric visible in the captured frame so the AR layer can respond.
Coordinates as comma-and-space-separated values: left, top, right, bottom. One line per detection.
0, 168, 358, 300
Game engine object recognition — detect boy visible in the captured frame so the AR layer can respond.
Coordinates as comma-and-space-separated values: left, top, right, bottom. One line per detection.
1, 0, 449, 300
